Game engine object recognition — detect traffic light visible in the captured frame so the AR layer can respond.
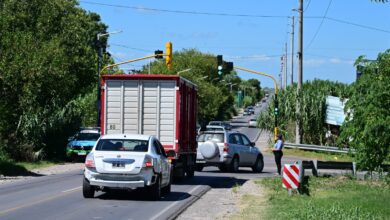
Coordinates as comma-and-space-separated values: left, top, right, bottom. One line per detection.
155, 50, 163, 59
225, 62, 233, 72
166, 42, 172, 69
217, 55, 223, 75
274, 98, 279, 115
274, 107, 279, 116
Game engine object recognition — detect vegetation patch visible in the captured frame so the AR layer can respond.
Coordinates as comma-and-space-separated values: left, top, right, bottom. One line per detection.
259, 176, 390, 220
0, 160, 58, 176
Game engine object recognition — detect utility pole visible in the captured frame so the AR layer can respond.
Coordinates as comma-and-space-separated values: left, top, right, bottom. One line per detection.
296, 0, 303, 144
96, 30, 122, 127
290, 16, 295, 86
96, 35, 103, 127
284, 42, 288, 90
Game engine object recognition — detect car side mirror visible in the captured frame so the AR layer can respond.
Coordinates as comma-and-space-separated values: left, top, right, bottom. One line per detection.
251, 142, 256, 147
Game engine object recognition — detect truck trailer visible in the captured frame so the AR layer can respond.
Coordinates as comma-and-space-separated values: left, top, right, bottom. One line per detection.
100, 74, 198, 178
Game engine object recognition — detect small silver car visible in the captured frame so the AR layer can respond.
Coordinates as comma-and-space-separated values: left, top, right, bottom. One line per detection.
195, 131, 264, 173
248, 118, 257, 128
83, 134, 172, 200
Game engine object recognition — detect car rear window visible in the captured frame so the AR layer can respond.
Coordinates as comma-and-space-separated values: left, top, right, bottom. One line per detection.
96, 139, 148, 152
75, 133, 100, 141
209, 122, 221, 126
197, 133, 224, 143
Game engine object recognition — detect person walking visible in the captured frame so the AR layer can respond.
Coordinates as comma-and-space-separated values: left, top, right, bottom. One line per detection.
273, 133, 284, 175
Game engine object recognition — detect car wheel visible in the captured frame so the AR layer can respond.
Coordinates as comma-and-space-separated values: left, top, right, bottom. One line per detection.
82, 178, 95, 198
218, 164, 228, 172
195, 164, 204, 172
186, 168, 195, 178
252, 156, 264, 173
162, 175, 171, 195
148, 176, 161, 200
229, 156, 239, 173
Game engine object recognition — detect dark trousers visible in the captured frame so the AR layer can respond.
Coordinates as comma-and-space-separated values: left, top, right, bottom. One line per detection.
273, 150, 283, 175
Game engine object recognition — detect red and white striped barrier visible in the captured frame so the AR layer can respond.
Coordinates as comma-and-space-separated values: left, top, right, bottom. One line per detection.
282, 164, 300, 189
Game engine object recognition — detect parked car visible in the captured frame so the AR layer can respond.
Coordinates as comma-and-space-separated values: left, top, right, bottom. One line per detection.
243, 109, 251, 116
205, 125, 226, 132
248, 118, 257, 128
66, 127, 101, 161
207, 121, 231, 130
246, 106, 255, 115
83, 134, 172, 200
195, 130, 264, 173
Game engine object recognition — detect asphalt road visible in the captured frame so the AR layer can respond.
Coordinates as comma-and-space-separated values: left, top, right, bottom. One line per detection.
0, 98, 301, 220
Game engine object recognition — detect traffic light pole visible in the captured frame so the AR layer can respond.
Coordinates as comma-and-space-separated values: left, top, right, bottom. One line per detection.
235, 66, 279, 141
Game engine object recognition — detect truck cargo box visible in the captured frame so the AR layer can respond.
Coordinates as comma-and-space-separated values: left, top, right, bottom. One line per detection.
100, 74, 197, 162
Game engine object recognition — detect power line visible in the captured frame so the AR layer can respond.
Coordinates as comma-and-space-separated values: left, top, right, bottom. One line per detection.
303, 0, 312, 12
80, 1, 390, 35
305, 0, 333, 51
80, 1, 289, 18
110, 43, 152, 52
325, 16, 390, 34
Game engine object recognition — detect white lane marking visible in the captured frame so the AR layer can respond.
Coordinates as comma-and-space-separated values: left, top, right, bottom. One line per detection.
150, 185, 203, 220
62, 186, 81, 193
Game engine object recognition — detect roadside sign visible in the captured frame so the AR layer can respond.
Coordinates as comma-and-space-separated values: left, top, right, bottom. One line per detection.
282, 164, 300, 189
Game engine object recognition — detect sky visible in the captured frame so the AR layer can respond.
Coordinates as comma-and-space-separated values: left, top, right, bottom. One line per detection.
79, 0, 390, 88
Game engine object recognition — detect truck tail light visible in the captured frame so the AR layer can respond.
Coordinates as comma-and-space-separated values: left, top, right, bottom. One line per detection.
223, 143, 229, 152
85, 153, 95, 168
143, 157, 153, 168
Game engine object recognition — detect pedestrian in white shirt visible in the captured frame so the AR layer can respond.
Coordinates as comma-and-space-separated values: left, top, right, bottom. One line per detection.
273, 133, 284, 175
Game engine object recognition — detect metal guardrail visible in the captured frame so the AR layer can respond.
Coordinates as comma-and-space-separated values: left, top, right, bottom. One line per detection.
301, 160, 357, 176
284, 143, 355, 154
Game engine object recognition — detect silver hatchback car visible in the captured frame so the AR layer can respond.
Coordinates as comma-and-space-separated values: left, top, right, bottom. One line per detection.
195, 131, 264, 173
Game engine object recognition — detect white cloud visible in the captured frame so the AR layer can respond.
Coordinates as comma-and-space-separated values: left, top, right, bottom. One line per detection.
228, 54, 273, 61
304, 58, 353, 66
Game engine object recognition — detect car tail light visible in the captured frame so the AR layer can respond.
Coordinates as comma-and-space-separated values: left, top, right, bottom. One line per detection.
223, 143, 229, 152
143, 157, 153, 168
85, 153, 95, 168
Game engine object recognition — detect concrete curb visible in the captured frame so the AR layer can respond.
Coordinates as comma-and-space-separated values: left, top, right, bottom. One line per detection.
166, 185, 211, 220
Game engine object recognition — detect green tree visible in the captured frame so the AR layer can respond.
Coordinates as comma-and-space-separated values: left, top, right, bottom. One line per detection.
0, 0, 107, 160
141, 49, 237, 125
339, 50, 390, 170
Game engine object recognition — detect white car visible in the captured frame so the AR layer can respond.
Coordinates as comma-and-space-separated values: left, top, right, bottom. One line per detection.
248, 118, 257, 128
83, 134, 172, 200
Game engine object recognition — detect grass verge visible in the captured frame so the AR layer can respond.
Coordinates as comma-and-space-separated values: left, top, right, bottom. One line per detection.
0, 160, 61, 176
258, 176, 390, 220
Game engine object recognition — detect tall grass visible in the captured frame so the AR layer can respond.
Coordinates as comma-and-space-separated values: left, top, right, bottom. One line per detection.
259, 176, 390, 220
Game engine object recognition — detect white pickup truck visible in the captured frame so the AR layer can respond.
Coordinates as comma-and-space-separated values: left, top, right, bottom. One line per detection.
83, 134, 172, 200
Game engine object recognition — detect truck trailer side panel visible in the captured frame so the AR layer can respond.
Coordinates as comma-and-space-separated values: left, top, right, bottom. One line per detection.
104, 79, 176, 148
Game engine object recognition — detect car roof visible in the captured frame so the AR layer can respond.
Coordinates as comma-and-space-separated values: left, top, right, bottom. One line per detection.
100, 133, 152, 141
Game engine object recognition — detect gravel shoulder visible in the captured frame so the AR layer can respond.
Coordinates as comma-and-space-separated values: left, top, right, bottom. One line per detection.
177, 130, 271, 220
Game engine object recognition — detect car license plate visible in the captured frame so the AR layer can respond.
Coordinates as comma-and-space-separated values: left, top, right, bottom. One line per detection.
77, 152, 86, 156
112, 162, 125, 168
196, 160, 206, 164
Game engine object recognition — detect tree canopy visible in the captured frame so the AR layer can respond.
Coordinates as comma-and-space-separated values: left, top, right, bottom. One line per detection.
339, 50, 390, 170
0, 0, 108, 160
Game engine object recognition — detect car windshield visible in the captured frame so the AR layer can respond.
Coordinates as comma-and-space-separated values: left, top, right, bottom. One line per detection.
209, 122, 222, 126
197, 133, 224, 143
96, 139, 149, 152
75, 133, 100, 141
